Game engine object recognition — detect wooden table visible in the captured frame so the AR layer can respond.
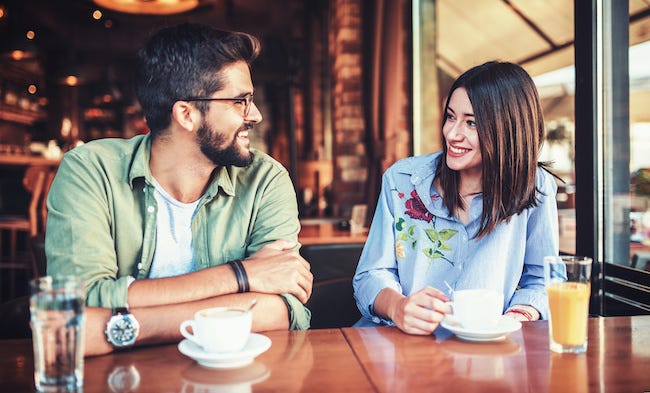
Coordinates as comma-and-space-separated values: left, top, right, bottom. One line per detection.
0, 329, 374, 393
343, 316, 650, 393
2, 316, 649, 392
299, 222, 368, 246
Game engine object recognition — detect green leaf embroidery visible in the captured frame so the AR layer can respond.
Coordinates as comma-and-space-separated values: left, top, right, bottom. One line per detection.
422, 248, 444, 259
393, 189, 459, 267
396, 217, 406, 231
424, 229, 439, 242
439, 229, 458, 241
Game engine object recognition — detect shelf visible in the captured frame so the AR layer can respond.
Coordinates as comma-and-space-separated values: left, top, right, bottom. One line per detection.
0, 154, 60, 167
0, 105, 45, 125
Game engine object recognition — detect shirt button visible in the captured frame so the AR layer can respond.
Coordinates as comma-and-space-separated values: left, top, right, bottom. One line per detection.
137, 263, 142, 269
147, 206, 154, 213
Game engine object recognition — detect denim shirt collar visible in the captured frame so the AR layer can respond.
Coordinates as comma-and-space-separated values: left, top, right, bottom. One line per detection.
394, 152, 443, 216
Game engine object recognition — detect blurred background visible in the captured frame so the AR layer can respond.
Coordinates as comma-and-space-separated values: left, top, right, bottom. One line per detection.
1, 1, 650, 311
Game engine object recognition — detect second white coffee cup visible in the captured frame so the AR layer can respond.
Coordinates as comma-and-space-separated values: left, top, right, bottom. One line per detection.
180, 307, 252, 353
446, 289, 504, 330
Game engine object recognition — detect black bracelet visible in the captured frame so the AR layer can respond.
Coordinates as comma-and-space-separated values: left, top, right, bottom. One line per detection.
228, 260, 249, 293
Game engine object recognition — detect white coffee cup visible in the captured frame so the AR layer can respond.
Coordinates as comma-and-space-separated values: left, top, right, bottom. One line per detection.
180, 307, 252, 353
446, 289, 504, 330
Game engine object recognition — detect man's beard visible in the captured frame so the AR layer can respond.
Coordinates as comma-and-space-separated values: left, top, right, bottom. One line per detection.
197, 120, 254, 167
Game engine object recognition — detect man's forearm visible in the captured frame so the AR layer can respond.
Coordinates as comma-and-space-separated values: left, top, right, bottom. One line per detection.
84, 293, 289, 357
126, 264, 240, 308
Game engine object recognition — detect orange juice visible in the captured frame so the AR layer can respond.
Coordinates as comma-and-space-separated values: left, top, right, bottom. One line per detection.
547, 282, 590, 346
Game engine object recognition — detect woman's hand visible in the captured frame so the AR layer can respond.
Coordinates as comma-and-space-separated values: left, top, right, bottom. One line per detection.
375, 286, 451, 335
504, 304, 540, 321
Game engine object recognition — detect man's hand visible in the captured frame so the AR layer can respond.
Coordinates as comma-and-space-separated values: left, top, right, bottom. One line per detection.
243, 240, 313, 304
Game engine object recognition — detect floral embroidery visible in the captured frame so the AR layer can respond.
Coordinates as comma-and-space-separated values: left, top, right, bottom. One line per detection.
391, 188, 405, 199
394, 189, 458, 266
404, 190, 433, 222
395, 241, 405, 259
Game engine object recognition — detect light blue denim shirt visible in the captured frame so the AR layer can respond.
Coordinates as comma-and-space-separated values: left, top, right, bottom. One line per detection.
353, 152, 559, 325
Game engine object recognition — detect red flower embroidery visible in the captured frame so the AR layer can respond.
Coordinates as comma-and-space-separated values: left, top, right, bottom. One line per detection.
405, 190, 433, 222
391, 188, 406, 199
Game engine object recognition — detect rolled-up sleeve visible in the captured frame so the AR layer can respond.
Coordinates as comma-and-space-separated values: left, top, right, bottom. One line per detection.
247, 164, 311, 330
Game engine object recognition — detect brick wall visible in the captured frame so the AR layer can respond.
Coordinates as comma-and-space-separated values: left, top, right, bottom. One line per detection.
329, 0, 367, 217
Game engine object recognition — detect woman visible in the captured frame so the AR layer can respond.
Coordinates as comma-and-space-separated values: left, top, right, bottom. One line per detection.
353, 61, 559, 335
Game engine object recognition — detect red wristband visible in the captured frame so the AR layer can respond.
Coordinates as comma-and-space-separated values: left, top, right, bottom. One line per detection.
506, 308, 534, 321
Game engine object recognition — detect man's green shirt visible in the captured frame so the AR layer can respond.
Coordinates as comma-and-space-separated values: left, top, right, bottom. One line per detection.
46, 133, 310, 329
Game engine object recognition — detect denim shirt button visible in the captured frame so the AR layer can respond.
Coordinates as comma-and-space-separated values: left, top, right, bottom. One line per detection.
147, 206, 154, 213
137, 263, 142, 269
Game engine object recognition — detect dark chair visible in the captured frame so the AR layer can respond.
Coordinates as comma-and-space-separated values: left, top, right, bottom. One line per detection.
305, 277, 361, 329
0, 295, 31, 339
30, 233, 47, 278
0, 166, 47, 299
300, 243, 364, 328
300, 243, 364, 282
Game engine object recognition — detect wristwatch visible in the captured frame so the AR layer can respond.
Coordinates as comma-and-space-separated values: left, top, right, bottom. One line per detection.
105, 307, 140, 348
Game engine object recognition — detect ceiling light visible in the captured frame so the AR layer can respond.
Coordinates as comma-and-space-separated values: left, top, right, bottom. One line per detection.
92, 0, 200, 15
2, 29, 39, 61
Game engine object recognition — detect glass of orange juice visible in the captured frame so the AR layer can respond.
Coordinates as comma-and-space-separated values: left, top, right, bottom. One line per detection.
543, 256, 592, 354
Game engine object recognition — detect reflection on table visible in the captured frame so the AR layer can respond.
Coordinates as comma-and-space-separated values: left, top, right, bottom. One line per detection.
1, 316, 649, 392
0, 329, 374, 393
342, 315, 650, 393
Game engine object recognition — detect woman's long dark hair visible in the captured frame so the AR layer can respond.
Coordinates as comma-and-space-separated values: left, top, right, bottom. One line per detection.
436, 61, 554, 239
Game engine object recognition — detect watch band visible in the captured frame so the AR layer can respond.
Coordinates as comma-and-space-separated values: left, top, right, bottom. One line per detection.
113, 307, 130, 316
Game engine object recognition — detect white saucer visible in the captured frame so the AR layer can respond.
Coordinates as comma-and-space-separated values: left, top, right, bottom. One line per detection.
440, 316, 521, 342
178, 333, 271, 369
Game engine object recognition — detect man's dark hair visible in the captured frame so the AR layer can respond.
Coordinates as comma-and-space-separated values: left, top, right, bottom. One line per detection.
135, 23, 260, 136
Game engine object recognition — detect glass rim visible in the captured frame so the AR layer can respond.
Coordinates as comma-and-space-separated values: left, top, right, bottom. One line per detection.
30, 275, 83, 284
29, 275, 85, 294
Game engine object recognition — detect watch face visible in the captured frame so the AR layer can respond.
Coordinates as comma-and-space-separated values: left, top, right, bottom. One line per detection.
108, 315, 139, 346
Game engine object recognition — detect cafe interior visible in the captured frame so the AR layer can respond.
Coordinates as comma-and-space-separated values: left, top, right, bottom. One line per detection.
1, 1, 650, 392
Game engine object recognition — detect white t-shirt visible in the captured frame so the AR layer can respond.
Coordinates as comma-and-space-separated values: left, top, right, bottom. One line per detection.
148, 177, 201, 279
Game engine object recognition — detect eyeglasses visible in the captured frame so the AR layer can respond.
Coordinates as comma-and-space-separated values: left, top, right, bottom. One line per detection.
181, 93, 254, 118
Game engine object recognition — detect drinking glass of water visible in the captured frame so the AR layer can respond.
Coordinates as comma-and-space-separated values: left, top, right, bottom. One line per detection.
30, 276, 85, 392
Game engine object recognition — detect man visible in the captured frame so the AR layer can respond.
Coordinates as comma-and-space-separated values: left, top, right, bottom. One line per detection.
46, 23, 312, 356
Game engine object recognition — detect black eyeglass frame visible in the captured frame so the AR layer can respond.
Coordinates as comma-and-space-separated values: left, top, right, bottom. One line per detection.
180, 94, 254, 117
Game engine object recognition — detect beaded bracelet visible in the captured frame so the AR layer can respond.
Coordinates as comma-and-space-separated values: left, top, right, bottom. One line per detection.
228, 260, 250, 293
506, 308, 534, 321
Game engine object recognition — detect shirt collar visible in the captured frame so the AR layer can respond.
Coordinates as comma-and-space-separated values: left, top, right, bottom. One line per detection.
127, 133, 153, 189
126, 133, 238, 197
393, 151, 441, 186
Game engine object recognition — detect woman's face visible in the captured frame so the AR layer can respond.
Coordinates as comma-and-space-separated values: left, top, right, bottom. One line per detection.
442, 87, 482, 177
